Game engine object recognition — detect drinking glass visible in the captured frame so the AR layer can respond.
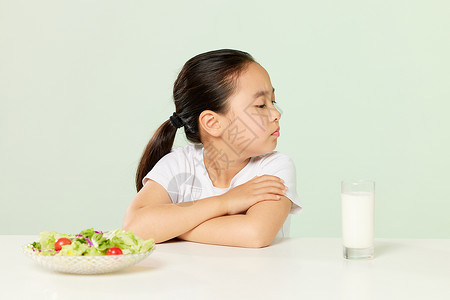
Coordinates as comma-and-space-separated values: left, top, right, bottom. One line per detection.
341, 180, 375, 259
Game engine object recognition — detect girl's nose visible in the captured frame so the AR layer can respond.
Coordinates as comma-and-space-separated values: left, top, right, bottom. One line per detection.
269, 106, 281, 122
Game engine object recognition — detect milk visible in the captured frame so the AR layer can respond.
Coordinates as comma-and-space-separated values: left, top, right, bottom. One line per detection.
341, 192, 374, 249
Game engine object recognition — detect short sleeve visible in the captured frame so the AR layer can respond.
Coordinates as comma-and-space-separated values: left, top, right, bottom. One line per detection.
258, 152, 302, 214
142, 152, 179, 203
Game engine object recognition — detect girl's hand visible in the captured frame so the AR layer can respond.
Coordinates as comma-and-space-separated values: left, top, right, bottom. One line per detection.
219, 175, 288, 215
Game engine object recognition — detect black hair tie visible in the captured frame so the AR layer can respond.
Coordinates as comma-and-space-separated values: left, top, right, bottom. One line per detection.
169, 112, 184, 129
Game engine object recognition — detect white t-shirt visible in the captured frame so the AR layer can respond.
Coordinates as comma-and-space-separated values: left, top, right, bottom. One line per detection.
143, 144, 302, 237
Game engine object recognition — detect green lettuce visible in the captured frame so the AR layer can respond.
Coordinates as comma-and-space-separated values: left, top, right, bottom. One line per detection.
38, 231, 73, 251
30, 228, 155, 256
58, 240, 89, 256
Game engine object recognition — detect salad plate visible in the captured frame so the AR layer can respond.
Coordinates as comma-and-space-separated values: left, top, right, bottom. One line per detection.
23, 228, 155, 275
23, 245, 154, 274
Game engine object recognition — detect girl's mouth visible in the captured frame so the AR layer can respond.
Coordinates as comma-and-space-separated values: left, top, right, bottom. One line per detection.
272, 130, 280, 137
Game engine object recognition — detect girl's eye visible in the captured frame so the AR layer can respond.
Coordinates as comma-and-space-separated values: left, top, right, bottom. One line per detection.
256, 101, 277, 109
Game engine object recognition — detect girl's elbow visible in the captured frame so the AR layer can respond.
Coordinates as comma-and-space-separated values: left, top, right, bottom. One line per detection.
122, 218, 148, 240
121, 219, 132, 234
246, 227, 275, 248
248, 240, 271, 248
254, 236, 274, 248
121, 222, 139, 237
122, 222, 171, 244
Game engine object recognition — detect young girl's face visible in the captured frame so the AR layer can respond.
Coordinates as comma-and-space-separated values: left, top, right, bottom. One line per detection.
221, 62, 281, 157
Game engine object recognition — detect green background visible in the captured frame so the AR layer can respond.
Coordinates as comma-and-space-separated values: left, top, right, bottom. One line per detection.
1, 0, 449, 237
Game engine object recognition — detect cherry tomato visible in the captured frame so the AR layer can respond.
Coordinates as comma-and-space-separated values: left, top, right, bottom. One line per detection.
55, 238, 72, 251
106, 247, 123, 255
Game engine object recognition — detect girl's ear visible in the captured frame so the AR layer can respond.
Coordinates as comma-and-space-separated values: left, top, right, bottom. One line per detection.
198, 110, 226, 137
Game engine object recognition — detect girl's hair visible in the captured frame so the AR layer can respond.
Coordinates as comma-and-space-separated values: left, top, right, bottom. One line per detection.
135, 49, 256, 191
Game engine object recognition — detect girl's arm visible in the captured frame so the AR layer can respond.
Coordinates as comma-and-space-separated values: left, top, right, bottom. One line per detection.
177, 196, 292, 248
122, 175, 286, 243
122, 179, 227, 243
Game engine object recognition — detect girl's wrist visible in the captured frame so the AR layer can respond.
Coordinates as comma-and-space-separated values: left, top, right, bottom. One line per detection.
212, 194, 229, 216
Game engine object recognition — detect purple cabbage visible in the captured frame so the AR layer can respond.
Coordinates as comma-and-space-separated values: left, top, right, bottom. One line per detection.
84, 237, 94, 247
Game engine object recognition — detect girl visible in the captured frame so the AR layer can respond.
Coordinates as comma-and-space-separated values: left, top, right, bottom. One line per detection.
122, 49, 302, 248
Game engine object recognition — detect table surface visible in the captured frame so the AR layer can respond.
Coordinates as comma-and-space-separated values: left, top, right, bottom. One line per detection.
1, 236, 449, 300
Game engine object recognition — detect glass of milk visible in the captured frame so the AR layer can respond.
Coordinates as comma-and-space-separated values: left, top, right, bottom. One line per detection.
341, 180, 375, 259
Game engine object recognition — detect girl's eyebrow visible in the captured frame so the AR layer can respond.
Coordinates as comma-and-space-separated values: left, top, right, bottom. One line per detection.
253, 87, 275, 99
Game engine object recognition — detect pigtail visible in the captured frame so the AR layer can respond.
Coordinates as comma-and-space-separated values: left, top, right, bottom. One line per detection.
135, 120, 177, 191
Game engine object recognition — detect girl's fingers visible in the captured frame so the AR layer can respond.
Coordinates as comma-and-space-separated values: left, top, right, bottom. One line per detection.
252, 175, 284, 184
252, 180, 287, 192
255, 186, 287, 196
256, 193, 281, 201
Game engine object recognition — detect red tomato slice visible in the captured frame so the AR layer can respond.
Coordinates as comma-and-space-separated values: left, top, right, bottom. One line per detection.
106, 247, 123, 255
55, 237, 72, 251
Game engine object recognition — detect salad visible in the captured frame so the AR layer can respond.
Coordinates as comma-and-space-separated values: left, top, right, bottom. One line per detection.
27, 228, 155, 256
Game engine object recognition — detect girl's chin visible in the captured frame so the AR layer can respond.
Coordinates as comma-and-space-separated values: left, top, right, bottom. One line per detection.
257, 145, 278, 156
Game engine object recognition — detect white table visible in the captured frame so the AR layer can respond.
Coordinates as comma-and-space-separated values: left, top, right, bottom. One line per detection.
1, 236, 449, 300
